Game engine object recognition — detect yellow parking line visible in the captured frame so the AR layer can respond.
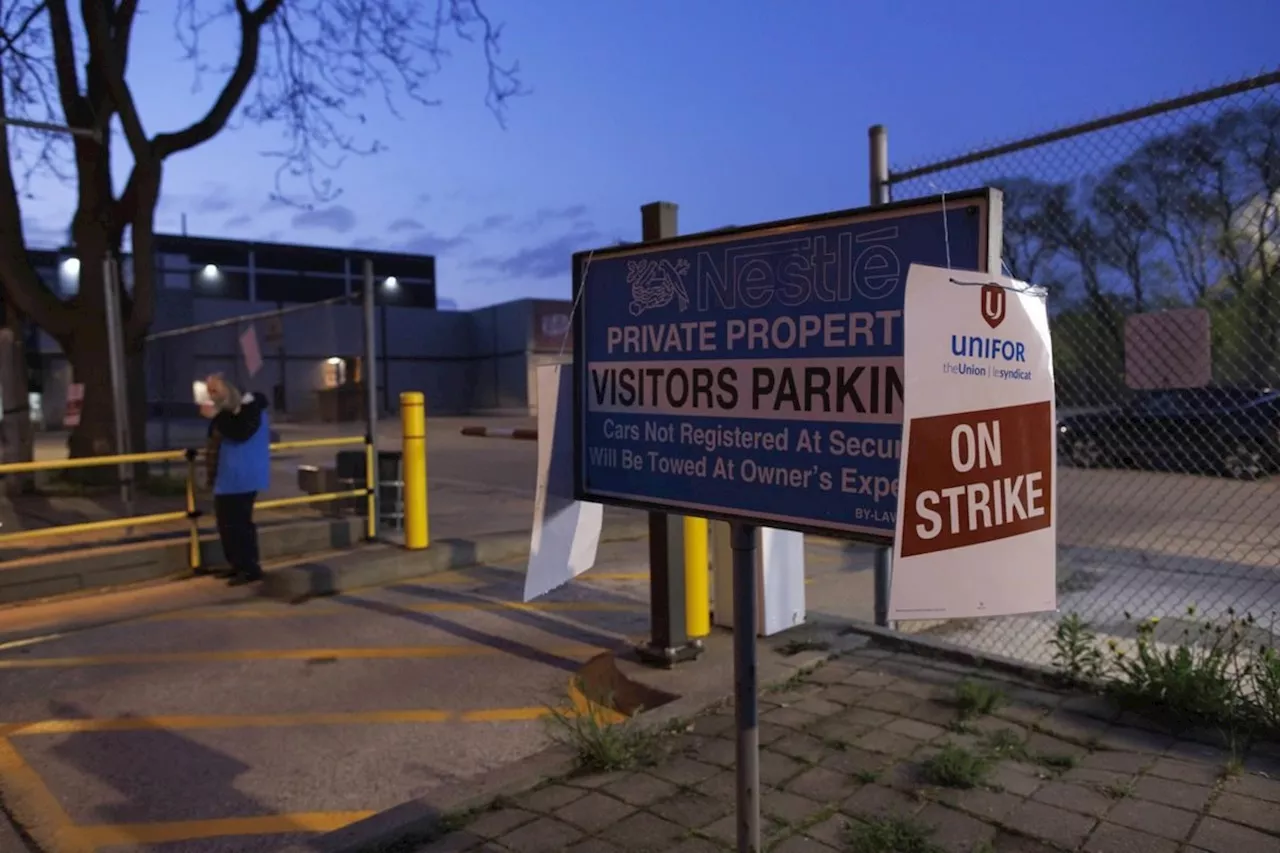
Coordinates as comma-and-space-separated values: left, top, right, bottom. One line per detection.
0, 706, 550, 737
0, 737, 91, 852
147, 600, 646, 621
0, 642, 611, 670
76, 811, 375, 847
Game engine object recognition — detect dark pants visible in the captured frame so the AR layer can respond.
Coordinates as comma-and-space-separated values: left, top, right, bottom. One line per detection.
215, 492, 261, 578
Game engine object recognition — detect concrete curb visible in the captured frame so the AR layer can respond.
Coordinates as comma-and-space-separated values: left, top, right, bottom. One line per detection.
287, 630, 864, 853
837, 620, 1073, 689
261, 521, 652, 600
459, 426, 538, 441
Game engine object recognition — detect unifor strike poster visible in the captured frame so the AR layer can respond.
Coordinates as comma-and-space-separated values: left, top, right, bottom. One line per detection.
890, 263, 1057, 620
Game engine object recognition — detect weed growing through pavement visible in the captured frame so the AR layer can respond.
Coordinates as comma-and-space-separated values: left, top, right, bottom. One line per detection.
1050, 613, 1105, 683
976, 728, 1076, 774
921, 743, 992, 789
1048, 606, 1280, 745
543, 681, 664, 773
954, 680, 1005, 719
1100, 779, 1136, 799
982, 728, 1026, 759
845, 816, 942, 853
1037, 752, 1078, 771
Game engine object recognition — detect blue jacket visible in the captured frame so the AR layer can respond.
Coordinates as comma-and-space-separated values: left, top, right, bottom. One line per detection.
209, 392, 271, 495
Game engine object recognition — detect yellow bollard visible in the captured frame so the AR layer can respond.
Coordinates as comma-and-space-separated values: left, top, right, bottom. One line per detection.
684, 516, 710, 638
400, 391, 429, 549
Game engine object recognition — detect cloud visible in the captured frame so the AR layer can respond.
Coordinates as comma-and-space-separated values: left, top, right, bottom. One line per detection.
528, 204, 589, 228
388, 217, 424, 233
469, 226, 603, 281
291, 205, 358, 234
224, 213, 253, 230
160, 182, 237, 215
397, 232, 470, 255
471, 213, 515, 233
456, 205, 589, 240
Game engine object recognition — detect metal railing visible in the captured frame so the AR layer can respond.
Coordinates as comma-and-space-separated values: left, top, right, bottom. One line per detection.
0, 436, 376, 570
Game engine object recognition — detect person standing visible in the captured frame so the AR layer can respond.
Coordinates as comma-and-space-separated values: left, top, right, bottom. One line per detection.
201, 374, 270, 586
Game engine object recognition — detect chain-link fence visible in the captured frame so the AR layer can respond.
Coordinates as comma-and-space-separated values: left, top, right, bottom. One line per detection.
144, 294, 376, 520
146, 295, 361, 443
885, 70, 1280, 666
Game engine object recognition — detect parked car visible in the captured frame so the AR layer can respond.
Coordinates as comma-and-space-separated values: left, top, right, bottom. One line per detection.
1057, 386, 1280, 479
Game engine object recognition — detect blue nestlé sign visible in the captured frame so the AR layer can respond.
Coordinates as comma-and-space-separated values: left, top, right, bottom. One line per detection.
572, 190, 1003, 542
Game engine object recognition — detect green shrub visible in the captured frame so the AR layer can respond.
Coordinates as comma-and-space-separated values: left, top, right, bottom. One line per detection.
1047, 607, 1280, 741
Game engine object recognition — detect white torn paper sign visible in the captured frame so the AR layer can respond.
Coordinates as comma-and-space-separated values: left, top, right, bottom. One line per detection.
524, 363, 604, 602
240, 325, 263, 378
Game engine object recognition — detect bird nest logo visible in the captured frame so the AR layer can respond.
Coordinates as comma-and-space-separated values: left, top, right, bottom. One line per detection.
626, 258, 691, 317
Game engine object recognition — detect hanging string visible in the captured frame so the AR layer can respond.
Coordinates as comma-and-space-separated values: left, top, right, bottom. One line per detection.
558, 249, 595, 359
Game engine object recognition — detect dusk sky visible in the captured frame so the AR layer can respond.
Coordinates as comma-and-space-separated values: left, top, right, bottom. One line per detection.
14, 0, 1279, 309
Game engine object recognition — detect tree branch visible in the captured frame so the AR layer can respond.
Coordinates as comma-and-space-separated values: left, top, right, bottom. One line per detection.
82, 0, 147, 155
42, 0, 88, 128
154, 0, 281, 160
0, 66, 71, 338
0, 1, 48, 56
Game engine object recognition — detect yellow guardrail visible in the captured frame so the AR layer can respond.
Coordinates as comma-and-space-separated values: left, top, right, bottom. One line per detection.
0, 436, 376, 564
0, 449, 186, 476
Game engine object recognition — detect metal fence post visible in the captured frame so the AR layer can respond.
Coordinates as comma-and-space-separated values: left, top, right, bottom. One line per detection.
868, 125, 895, 629
636, 201, 702, 668
869, 124, 890, 206
363, 259, 380, 541
103, 255, 134, 515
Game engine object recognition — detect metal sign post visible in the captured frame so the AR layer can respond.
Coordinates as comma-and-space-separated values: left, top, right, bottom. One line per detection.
868, 125, 895, 627
730, 522, 760, 853
362, 259, 380, 539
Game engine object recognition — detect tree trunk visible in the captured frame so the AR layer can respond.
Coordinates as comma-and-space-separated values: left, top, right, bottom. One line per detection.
0, 324, 35, 496
65, 308, 125, 488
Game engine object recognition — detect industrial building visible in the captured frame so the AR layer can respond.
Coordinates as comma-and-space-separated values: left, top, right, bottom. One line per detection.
12, 233, 571, 429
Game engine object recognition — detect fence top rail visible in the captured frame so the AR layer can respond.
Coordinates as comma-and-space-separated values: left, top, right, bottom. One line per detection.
144, 292, 361, 342
0, 435, 367, 476
888, 68, 1280, 184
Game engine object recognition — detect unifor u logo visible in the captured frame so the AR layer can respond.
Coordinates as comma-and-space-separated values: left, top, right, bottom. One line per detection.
980, 284, 1006, 329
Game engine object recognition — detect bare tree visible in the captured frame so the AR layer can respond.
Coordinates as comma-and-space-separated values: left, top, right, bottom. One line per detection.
0, 0, 522, 472
990, 177, 1069, 288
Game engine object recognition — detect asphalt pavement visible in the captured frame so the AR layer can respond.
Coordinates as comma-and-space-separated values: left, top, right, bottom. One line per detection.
0, 533, 872, 853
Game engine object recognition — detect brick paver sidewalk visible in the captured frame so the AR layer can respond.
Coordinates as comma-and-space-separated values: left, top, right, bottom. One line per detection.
408, 642, 1280, 853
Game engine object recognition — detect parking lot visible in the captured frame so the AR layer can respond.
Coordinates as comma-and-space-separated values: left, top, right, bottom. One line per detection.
0, 541, 650, 852
0, 530, 872, 853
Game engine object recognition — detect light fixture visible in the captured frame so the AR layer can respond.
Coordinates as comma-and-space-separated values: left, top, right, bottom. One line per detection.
326, 357, 343, 366
60, 258, 80, 276
384, 276, 399, 289
200, 264, 220, 281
